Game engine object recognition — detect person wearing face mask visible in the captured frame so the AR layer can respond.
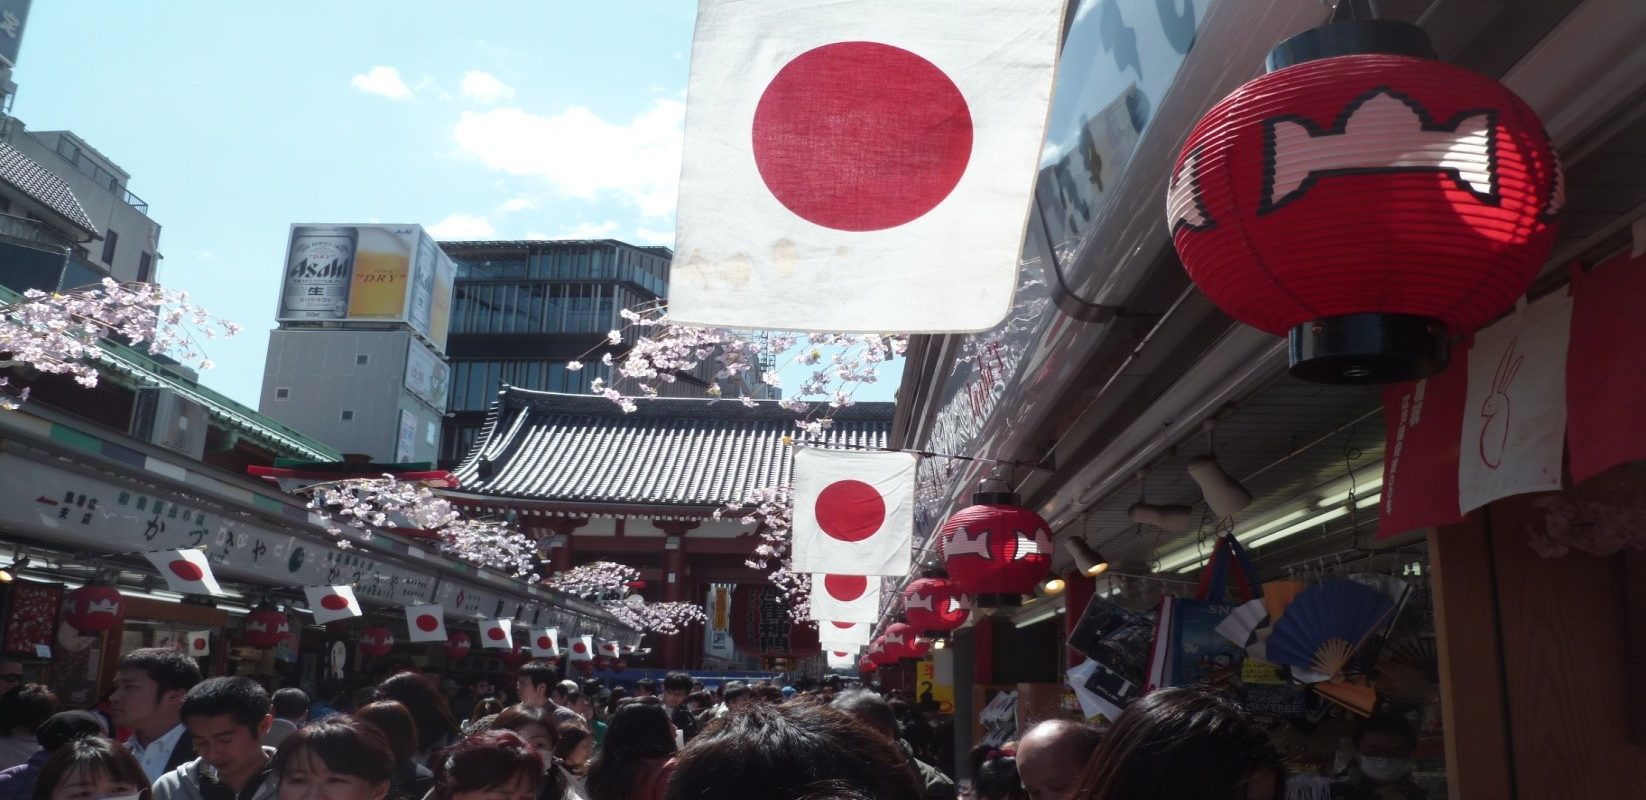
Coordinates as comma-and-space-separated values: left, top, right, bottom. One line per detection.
1331, 715, 1425, 800
32, 736, 150, 800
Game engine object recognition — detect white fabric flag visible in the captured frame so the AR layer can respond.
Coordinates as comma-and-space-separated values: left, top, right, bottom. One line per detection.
817, 620, 873, 647
826, 650, 859, 670
669, 0, 1065, 332
304, 585, 362, 625
146, 549, 224, 596
186, 630, 210, 657
598, 640, 621, 657
792, 449, 915, 575
568, 635, 595, 662
530, 628, 560, 658
405, 604, 448, 643
1458, 292, 1572, 513
480, 618, 514, 650
809, 574, 882, 623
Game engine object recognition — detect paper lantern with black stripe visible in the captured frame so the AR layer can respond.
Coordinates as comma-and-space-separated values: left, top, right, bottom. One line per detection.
1166, 20, 1561, 385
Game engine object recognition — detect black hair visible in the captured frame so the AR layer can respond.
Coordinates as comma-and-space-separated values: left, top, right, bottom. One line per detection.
487, 705, 567, 799
975, 755, 1028, 800
662, 672, 693, 693
272, 717, 394, 788
1, 683, 58, 735
1076, 688, 1285, 800
684, 691, 712, 710
272, 688, 310, 720
1352, 713, 1418, 752
377, 672, 460, 754
430, 730, 542, 800
517, 662, 559, 694
829, 691, 898, 740
723, 684, 753, 703
355, 701, 420, 766
34, 736, 148, 800
585, 702, 676, 800
633, 678, 656, 693
117, 648, 202, 695
181, 677, 270, 734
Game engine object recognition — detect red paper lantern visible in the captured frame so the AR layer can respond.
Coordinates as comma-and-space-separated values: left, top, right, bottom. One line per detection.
1167, 20, 1561, 385
884, 622, 921, 661
63, 586, 123, 633
858, 656, 878, 673
902, 577, 970, 635
500, 645, 526, 667
867, 636, 897, 667
612, 659, 627, 673
939, 484, 1052, 606
360, 627, 395, 658
729, 584, 822, 659
243, 609, 291, 649
445, 633, 471, 659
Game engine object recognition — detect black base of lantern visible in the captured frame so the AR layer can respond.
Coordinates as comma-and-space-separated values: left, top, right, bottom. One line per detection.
974, 593, 1022, 608
1267, 19, 1435, 71
1288, 313, 1449, 385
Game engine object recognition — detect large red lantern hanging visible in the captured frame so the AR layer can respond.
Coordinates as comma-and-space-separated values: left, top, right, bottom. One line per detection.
729, 584, 822, 659
902, 576, 971, 635
885, 622, 923, 661
445, 633, 472, 659
63, 586, 123, 634
360, 627, 395, 658
939, 480, 1053, 607
867, 635, 897, 667
243, 609, 291, 649
859, 656, 878, 674
1167, 20, 1561, 385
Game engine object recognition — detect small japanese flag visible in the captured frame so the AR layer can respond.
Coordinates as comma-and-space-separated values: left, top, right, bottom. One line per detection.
530, 628, 560, 658
405, 604, 447, 643
792, 449, 915, 575
598, 640, 621, 657
568, 634, 595, 662
809, 574, 882, 623
304, 585, 362, 625
146, 549, 224, 597
817, 620, 873, 647
186, 630, 211, 657
669, 0, 1064, 332
480, 619, 514, 650
826, 650, 858, 670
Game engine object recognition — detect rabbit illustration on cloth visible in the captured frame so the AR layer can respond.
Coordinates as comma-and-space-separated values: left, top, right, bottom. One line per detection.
1478, 336, 1524, 469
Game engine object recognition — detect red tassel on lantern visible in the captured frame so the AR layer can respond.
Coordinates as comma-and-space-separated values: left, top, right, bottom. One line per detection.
1167, 20, 1560, 385
939, 477, 1053, 606
63, 586, 123, 634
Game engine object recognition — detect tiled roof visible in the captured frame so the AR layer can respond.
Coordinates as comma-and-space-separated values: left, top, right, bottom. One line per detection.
452, 386, 893, 507
0, 139, 96, 238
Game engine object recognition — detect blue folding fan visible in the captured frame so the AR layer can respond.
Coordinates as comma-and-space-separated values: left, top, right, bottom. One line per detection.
1264, 579, 1396, 681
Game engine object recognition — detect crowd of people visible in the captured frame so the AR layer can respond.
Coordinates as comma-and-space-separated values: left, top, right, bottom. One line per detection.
0, 653, 1428, 800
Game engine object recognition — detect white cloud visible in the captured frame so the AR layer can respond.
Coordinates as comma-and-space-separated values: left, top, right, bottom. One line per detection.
499, 197, 538, 213
426, 213, 496, 239
547, 220, 621, 240
350, 66, 413, 100
461, 71, 516, 104
452, 98, 684, 218
633, 227, 676, 246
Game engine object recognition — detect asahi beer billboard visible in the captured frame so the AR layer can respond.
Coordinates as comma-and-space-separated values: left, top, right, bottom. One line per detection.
277, 224, 457, 352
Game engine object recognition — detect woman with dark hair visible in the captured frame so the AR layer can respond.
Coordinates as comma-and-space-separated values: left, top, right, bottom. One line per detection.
429, 731, 540, 800
32, 737, 148, 800
353, 702, 433, 800
550, 722, 592, 779
486, 707, 576, 800
272, 718, 394, 800
464, 701, 503, 735
376, 675, 460, 767
973, 756, 1028, 800
1072, 688, 1286, 800
664, 702, 922, 800
583, 703, 675, 800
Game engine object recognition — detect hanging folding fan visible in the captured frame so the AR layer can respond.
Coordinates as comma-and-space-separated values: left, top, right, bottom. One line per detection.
1386, 634, 1440, 685
1264, 579, 1396, 682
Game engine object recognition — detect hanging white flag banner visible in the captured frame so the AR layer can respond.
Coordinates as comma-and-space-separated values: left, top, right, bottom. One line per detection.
1458, 292, 1572, 513
530, 628, 560, 658
792, 449, 915, 576
405, 605, 448, 643
808, 574, 883, 623
146, 549, 225, 597
817, 620, 873, 647
568, 635, 595, 662
304, 585, 362, 625
480, 618, 514, 650
185, 630, 211, 657
669, 0, 1065, 332
826, 650, 859, 670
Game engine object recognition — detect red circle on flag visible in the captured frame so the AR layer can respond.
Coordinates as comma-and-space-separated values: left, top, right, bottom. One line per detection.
537, 636, 552, 649
823, 574, 868, 601
416, 614, 440, 632
169, 560, 204, 581
833, 650, 848, 657
573, 642, 588, 653
320, 594, 350, 611
814, 480, 886, 542
832, 621, 855, 630
192, 638, 206, 650
487, 627, 505, 641
751, 41, 973, 232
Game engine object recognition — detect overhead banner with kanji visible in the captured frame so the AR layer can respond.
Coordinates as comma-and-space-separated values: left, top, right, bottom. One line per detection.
668, 0, 1065, 332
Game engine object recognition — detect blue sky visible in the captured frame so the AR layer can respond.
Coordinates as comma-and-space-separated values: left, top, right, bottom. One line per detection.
12, 1, 901, 408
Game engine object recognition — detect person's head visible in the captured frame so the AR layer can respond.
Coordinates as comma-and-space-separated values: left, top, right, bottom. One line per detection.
34, 736, 147, 800
631, 679, 655, 699
664, 701, 922, 800
430, 730, 542, 800
976, 754, 1029, 800
469, 699, 503, 726
1075, 688, 1283, 800
35, 712, 108, 754
559, 690, 588, 722
377, 673, 459, 753
684, 692, 712, 715
353, 701, 420, 766
585, 702, 676, 800
1014, 719, 1103, 800
829, 691, 899, 741
488, 706, 557, 765
1352, 714, 1417, 785
0, 659, 23, 690
552, 681, 576, 707
553, 721, 594, 771
661, 673, 692, 710
723, 684, 753, 712
181, 678, 273, 786
601, 687, 626, 715
1, 683, 59, 736
272, 717, 393, 800
756, 684, 784, 705
514, 663, 557, 707
110, 648, 201, 734
272, 689, 311, 723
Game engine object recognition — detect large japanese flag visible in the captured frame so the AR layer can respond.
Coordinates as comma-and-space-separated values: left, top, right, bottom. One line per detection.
146, 549, 224, 597
809, 574, 882, 623
480, 618, 514, 650
817, 620, 873, 648
1458, 292, 1572, 513
405, 604, 448, 643
568, 634, 595, 662
669, 0, 1065, 332
826, 650, 859, 670
305, 585, 363, 625
792, 449, 915, 575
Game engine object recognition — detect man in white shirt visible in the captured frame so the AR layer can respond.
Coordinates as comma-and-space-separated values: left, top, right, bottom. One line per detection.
111, 648, 202, 782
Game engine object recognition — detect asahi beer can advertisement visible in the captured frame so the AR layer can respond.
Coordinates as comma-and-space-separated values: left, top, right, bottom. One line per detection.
277, 223, 457, 351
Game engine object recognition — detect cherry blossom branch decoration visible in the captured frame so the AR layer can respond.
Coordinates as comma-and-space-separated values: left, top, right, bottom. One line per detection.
546, 560, 707, 635
717, 484, 812, 622
568, 304, 907, 417
0, 279, 240, 409
301, 477, 539, 580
